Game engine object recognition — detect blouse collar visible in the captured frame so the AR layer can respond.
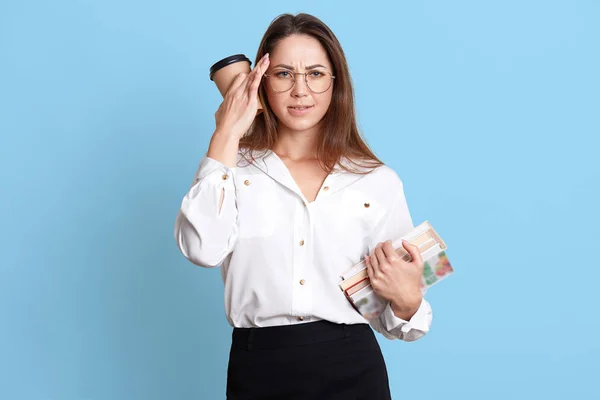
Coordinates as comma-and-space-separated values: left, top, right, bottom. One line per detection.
239, 148, 377, 203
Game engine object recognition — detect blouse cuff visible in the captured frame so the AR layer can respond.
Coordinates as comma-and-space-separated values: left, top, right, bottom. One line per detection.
193, 156, 237, 187
382, 298, 432, 335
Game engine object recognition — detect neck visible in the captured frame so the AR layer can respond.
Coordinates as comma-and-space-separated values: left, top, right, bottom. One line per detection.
272, 123, 321, 161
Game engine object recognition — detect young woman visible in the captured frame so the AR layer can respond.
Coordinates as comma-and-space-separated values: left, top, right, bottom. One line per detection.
175, 13, 433, 400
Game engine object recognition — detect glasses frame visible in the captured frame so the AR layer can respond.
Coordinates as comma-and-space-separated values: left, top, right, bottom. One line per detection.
263, 69, 336, 94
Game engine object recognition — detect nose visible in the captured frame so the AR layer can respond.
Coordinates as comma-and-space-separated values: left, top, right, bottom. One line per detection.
291, 74, 309, 98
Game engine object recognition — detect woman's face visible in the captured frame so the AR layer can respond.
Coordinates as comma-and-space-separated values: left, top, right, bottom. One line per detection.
264, 34, 334, 134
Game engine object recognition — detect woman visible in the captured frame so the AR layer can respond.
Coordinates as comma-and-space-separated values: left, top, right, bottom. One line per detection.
175, 13, 433, 400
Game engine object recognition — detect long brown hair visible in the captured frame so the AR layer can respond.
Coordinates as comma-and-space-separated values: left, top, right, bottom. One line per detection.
239, 13, 383, 174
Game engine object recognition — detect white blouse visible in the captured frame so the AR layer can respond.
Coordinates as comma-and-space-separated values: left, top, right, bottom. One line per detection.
174, 149, 432, 341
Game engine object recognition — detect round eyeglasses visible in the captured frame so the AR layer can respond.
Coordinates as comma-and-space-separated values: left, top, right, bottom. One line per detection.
263, 69, 336, 94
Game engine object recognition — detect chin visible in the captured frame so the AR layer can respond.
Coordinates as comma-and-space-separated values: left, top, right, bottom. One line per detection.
284, 119, 320, 132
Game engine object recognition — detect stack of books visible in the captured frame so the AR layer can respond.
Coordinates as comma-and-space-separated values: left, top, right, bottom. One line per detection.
339, 221, 453, 321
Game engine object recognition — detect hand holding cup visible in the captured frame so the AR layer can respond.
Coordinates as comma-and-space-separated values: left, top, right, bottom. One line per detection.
213, 53, 270, 140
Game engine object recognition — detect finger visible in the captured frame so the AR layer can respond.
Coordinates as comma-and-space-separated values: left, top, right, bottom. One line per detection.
402, 240, 423, 268
374, 244, 387, 269
241, 54, 267, 91
248, 55, 270, 94
382, 240, 399, 263
254, 53, 269, 75
245, 53, 270, 93
369, 246, 379, 270
228, 72, 248, 96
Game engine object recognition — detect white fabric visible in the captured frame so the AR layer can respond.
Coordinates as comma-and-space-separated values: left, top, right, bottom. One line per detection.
174, 149, 432, 341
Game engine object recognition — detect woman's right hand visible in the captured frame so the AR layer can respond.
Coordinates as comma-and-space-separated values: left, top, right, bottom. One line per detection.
214, 53, 270, 140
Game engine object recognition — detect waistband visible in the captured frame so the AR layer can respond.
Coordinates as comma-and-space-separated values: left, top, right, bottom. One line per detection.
231, 320, 371, 351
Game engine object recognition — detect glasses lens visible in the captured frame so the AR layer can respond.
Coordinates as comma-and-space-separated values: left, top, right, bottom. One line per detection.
269, 70, 295, 92
307, 71, 332, 93
268, 70, 333, 93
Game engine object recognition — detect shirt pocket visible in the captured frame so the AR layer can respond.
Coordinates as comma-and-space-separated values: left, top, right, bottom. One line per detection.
234, 173, 279, 239
324, 188, 388, 257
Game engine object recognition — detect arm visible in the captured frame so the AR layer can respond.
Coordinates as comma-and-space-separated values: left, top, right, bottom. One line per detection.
175, 52, 271, 267
367, 179, 433, 341
174, 133, 240, 268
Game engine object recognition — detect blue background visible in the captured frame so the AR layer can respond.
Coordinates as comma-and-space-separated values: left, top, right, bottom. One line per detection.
1, 0, 598, 399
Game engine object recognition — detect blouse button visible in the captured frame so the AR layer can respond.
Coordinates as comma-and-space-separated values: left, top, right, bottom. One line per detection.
299, 239, 305, 246
297, 316, 304, 321
364, 203, 370, 208
221, 174, 228, 180
244, 179, 251, 186
323, 186, 329, 191
299, 279, 305, 285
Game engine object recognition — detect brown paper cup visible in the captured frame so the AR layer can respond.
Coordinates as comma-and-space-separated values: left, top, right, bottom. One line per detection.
209, 54, 264, 115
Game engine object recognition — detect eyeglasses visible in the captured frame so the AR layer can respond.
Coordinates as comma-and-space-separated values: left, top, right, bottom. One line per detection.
263, 69, 336, 94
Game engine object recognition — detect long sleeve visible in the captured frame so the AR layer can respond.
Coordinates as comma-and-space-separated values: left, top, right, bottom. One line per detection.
366, 178, 433, 341
174, 156, 239, 268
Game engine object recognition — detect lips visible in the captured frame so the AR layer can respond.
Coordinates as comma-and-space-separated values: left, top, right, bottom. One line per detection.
287, 104, 314, 117
287, 105, 314, 116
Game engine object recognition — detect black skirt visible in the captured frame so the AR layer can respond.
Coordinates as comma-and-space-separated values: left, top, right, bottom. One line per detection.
226, 320, 392, 400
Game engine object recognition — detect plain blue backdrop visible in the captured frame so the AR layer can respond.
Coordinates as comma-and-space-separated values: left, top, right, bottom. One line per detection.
1, 0, 599, 399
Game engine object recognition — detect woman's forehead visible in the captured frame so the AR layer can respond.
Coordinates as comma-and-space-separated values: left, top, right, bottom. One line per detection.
271, 35, 331, 68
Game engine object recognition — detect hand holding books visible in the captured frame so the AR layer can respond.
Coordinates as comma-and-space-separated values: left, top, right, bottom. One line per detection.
339, 221, 453, 321
364, 239, 424, 320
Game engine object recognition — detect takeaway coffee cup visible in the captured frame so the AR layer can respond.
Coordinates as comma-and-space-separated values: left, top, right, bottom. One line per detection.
209, 54, 264, 115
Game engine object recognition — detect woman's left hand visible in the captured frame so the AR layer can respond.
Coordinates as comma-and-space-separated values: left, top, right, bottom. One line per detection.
365, 240, 424, 320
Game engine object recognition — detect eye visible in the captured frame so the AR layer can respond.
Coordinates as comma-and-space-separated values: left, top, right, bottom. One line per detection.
275, 70, 292, 78
310, 71, 324, 77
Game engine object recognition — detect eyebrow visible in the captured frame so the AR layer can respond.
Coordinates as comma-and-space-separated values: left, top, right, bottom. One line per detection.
272, 64, 328, 70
